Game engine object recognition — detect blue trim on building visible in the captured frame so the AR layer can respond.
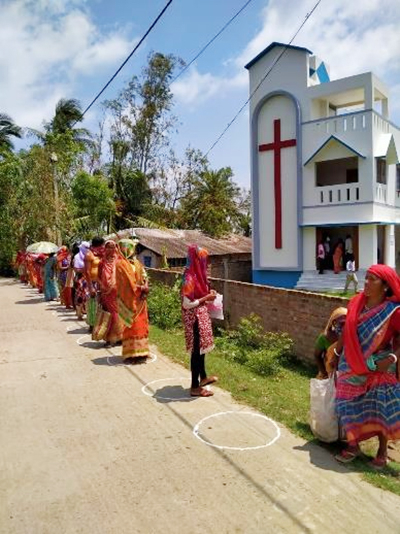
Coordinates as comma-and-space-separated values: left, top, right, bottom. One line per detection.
244, 42, 312, 70
251, 90, 303, 272
252, 270, 302, 289
304, 135, 366, 166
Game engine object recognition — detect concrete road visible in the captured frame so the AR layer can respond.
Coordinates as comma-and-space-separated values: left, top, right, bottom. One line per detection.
1, 278, 400, 534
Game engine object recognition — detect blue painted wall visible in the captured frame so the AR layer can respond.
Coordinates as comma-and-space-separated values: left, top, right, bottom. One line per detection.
252, 270, 302, 289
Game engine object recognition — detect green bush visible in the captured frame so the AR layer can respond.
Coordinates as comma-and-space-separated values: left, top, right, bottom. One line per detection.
147, 279, 182, 330
215, 313, 294, 376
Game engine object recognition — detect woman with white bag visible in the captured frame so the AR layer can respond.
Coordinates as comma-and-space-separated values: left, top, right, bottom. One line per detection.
181, 245, 218, 398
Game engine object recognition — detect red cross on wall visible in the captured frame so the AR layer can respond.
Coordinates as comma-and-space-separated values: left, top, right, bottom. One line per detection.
258, 119, 296, 249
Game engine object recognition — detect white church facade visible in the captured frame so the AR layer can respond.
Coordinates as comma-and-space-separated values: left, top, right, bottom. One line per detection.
246, 42, 400, 289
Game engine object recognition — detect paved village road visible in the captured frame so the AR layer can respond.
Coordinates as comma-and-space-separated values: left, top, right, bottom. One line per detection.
1, 278, 400, 534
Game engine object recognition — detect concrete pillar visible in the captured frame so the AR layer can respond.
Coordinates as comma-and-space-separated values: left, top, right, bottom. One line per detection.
303, 227, 316, 270
359, 225, 377, 268
384, 224, 395, 267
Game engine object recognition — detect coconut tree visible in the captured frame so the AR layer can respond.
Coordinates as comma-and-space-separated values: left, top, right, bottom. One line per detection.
0, 113, 22, 152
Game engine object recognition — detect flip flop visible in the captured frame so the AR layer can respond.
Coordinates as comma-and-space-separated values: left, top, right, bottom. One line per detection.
200, 376, 218, 387
335, 448, 360, 463
369, 456, 388, 470
190, 387, 214, 397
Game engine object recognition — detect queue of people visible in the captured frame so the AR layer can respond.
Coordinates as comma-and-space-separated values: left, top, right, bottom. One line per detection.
313, 264, 400, 469
16, 240, 219, 395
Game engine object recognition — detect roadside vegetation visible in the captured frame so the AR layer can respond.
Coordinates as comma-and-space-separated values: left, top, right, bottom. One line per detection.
148, 281, 400, 496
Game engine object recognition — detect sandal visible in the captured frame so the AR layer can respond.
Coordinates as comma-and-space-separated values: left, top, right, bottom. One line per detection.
369, 456, 388, 470
190, 387, 214, 398
200, 376, 218, 387
335, 448, 360, 464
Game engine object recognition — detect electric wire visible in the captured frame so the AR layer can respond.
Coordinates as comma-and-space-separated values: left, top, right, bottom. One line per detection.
78, 0, 174, 122
171, 0, 254, 84
205, 0, 323, 157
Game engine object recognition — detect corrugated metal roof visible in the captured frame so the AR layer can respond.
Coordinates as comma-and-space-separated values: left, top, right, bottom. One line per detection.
108, 228, 252, 258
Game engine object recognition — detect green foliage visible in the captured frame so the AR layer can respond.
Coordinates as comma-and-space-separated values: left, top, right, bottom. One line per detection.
0, 113, 22, 152
215, 313, 294, 377
71, 170, 115, 234
147, 280, 182, 330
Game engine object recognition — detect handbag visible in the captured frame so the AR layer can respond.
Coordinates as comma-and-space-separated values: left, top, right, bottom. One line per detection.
92, 307, 111, 341
207, 292, 224, 320
309, 374, 338, 443
65, 268, 74, 288
86, 296, 98, 327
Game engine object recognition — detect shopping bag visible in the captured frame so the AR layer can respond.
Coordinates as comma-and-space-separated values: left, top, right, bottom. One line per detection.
65, 268, 74, 288
86, 296, 98, 327
309, 375, 338, 443
92, 307, 111, 341
207, 293, 224, 320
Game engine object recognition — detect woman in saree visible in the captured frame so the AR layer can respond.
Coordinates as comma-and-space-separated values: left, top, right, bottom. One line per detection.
335, 265, 400, 468
15, 251, 27, 283
314, 307, 347, 379
34, 254, 47, 293
116, 238, 150, 363
26, 253, 37, 287
98, 240, 123, 347
73, 242, 90, 319
57, 246, 72, 308
333, 240, 344, 274
44, 253, 59, 301
181, 245, 218, 397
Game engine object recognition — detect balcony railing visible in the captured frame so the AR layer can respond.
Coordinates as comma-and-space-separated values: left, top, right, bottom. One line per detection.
316, 183, 360, 205
375, 183, 387, 203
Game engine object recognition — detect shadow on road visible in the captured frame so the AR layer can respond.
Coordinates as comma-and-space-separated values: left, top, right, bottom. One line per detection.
15, 298, 44, 305
67, 327, 89, 335
151, 385, 196, 404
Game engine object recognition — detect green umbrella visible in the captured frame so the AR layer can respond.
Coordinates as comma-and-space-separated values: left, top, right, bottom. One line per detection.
26, 241, 59, 254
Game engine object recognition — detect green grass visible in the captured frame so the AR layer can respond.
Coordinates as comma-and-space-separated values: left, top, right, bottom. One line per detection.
149, 324, 400, 496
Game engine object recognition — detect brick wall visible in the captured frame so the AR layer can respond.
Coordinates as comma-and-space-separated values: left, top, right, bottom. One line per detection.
147, 268, 348, 365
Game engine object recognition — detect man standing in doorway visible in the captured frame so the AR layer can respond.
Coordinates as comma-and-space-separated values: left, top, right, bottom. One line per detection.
344, 234, 353, 265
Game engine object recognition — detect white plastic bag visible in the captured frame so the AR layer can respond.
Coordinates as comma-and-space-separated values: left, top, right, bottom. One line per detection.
207, 293, 224, 320
309, 375, 338, 443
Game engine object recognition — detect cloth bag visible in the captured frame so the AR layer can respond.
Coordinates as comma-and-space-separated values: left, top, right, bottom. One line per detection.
86, 296, 98, 327
92, 307, 111, 341
309, 375, 338, 443
207, 293, 224, 320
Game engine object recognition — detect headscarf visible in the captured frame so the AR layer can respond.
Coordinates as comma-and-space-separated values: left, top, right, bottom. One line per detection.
100, 240, 118, 290
57, 246, 69, 263
182, 245, 209, 300
73, 241, 90, 269
343, 264, 400, 374
119, 238, 137, 259
323, 307, 348, 336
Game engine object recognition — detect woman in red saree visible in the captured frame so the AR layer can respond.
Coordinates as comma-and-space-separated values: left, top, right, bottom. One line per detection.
181, 245, 217, 397
116, 238, 150, 363
57, 246, 72, 308
335, 265, 400, 468
98, 240, 123, 347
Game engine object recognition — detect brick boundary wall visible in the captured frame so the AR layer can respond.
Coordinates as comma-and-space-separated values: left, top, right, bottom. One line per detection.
147, 268, 348, 366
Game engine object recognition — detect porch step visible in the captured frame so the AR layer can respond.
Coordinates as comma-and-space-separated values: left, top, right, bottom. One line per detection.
295, 269, 366, 292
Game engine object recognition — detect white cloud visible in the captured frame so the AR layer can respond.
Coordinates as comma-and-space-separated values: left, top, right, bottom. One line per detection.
174, 0, 400, 121
0, 0, 135, 129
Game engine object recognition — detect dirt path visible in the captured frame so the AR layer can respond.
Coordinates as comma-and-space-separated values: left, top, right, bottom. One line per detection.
1, 278, 400, 534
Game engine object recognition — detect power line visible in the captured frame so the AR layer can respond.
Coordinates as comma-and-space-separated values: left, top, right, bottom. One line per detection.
172, 0, 254, 84
205, 0, 323, 157
78, 0, 174, 122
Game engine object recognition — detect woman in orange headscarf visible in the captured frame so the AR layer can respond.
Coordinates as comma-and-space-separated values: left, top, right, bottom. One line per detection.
181, 245, 218, 397
335, 265, 400, 468
116, 238, 150, 363
98, 240, 123, 347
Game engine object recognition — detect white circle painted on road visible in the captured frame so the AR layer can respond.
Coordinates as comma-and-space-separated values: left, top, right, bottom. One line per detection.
193, 411, 281, 451
76, 334, 91, 346
106, 352, 158, 366
142, 377, 190, 401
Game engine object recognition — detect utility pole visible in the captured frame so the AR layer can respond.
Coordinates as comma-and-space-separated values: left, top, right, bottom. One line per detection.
50, 152, 61, 246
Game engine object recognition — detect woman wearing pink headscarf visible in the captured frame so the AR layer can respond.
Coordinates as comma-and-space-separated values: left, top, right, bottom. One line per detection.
335, 265, 400, 468
181, 245, 217, 397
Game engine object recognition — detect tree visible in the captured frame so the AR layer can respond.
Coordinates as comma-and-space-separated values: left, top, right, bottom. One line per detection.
71, 170, 116, 235
105, 52, 182, 176
0, 113, 22, 152
180, 167, 241, 238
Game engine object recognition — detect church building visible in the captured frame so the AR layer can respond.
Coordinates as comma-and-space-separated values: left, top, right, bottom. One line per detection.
246, 42, 400, 289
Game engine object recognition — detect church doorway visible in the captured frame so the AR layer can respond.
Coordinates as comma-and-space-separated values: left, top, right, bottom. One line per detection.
316, 226, 359, 271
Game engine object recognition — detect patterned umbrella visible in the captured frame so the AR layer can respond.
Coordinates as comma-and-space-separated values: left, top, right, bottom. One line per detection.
26, 241, 59, 254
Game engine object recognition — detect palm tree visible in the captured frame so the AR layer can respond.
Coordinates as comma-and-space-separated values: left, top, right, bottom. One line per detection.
46, 98, 92, 146
181, 167, 241, 238
0, 113, 22, 151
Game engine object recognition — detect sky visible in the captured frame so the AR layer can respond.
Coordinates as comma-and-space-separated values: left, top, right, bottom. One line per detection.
1, 0, 400, 188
